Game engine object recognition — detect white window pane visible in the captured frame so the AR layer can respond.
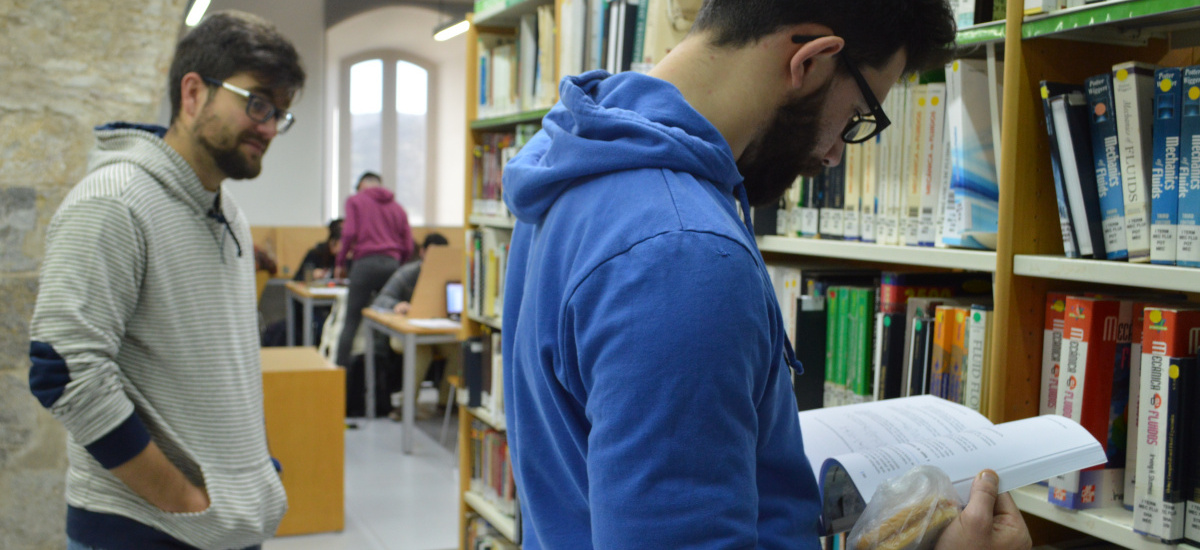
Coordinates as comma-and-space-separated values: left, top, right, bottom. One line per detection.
350, 59, 382, 188
395, 60, 428, 225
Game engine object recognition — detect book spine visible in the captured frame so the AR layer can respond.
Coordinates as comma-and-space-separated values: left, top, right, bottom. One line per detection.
1085, 74, 1130, 260
824, 287, 840, 407
966, 306, 991, 412
879, 312, 907, 400
911, 316, 935, 396
1151, 68, 1183, 265
919, 83, 948, 247
949, 307, 968, 404
1041, 293, 1068, 416
1113, 63, 1157, 263
835, 287, 851, 405
1134, 308, 1200, 540
1040, 82, 1081, 258
906, 85, 929, 246
1051, 91, 1106, 259
931, 307, 950, 399
861, 137, 878, 243
1177, 66, 1200, 267
1125, 304, 1147, 509
1050, 297, 1123, 509
849, 288, 874, 402
844, 144, 862, 241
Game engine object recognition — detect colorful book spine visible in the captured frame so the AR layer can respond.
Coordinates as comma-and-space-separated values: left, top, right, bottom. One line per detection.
930, 306, 952, 399
878, 271, 992, 315
1113, 62, 1159, 263
1040, 81, 1082, 258
947, 307, 969, 404
1177, 66, 1200, 267
1041, 293, 1069, 416
1151, 68, 1183, 265
1049, 296, 1124, 510
1134, 307, 1200, 541
1085, 73, 1130, 260
965, 305, 992, 412
847, 288, 875, 403
824, 287, 841, 408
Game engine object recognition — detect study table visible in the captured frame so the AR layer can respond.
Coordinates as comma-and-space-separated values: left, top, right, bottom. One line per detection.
362, 307, 464, 454
283, 281, 346, 347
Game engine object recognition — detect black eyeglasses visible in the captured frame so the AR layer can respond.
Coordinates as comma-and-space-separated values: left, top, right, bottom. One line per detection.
791, 35, 891, 144
202, 77, 295, 134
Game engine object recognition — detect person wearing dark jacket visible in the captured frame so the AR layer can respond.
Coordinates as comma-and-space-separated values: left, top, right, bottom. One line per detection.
334, 172, 414, 369
293, 218, 342, 281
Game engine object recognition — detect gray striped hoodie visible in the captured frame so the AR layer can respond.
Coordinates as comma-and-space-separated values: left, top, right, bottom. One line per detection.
29, 124, 286, 549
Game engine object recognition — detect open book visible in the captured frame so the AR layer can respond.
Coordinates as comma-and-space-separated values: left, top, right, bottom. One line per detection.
800, 395, 1106, 535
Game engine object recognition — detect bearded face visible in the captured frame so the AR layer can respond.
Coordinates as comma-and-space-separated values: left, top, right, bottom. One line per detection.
193, 98, 269, 180
737, 80, 833, 207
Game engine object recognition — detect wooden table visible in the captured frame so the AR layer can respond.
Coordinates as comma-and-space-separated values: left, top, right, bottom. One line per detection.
362, 308, 463, 454
261, 347, 344, 536
283, 281, 346, 347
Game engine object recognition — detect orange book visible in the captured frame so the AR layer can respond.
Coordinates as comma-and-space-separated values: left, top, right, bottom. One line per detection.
1050, 296, 1124, 510
948, 307, 969, 404
930, 306, 956, 399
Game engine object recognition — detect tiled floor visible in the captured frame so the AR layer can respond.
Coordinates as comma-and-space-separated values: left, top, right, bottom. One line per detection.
264, 400, 460, 550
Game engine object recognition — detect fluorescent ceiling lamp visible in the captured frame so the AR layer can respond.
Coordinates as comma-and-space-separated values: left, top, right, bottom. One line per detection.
433, 19, 470, 42
185, 0, 211, 26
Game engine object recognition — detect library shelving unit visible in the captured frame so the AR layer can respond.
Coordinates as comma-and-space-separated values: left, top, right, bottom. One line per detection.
457, 0, 1200, 548
991, 0, 1200, 547
459, 1, 560, 548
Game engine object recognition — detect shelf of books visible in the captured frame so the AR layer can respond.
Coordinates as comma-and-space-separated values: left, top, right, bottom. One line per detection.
1022, 0, 1200, 41
463, 492, 518, 543
1014, 254, 1200, 293
957, 20, 1007, 46
469, 213, 516, 229
470, 108, 552, 131
1012, 485, 1200, 550
758, 235, 998, 272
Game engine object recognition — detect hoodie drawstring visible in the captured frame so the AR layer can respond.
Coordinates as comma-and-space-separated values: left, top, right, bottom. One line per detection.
206, 193, 243, 260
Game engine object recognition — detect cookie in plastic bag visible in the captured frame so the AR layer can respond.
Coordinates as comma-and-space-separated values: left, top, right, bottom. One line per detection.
847, 465, 962, 550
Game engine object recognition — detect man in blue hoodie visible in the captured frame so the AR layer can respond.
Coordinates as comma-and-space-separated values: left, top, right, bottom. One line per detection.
501, 0, 1032, 548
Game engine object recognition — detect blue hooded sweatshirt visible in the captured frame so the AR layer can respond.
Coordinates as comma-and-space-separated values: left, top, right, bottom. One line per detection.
501, 70, 822, 549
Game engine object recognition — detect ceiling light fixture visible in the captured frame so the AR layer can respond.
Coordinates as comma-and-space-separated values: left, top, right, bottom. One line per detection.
185, 0, 211, 27
433, 19, 470, 41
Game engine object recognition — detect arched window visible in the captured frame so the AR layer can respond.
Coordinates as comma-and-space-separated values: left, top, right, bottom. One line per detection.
337, 51, 434, 225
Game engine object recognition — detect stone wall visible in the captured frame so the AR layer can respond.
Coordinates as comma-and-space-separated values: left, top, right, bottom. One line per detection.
0, 1, 187, 547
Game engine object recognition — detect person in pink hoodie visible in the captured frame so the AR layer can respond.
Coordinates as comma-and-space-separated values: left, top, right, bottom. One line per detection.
335, 171, 414, 374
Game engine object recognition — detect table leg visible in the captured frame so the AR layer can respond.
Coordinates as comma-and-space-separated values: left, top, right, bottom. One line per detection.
285, 293, 295, 346
303, 297, 314, 347
403, 331, 417, 455
365, 322, 376, 420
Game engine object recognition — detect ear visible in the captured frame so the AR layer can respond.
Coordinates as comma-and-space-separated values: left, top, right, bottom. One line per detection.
789, 35, 844, 93
177, 72, 209, 124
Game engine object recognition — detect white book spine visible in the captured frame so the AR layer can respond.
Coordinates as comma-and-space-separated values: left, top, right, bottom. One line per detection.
844, 144, 862, 241
919, 84, 947, 246
965, 309, 989, 412
1113, 63, 1157, 262
905, 85, 929, 246
861, 137, 878, 243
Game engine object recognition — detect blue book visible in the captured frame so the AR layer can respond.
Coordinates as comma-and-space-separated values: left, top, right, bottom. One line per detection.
1085, 74, 1130, 260
1040, 81, 1083, 258
1177, 66, 1200, 268
1151, 68, 1183, 265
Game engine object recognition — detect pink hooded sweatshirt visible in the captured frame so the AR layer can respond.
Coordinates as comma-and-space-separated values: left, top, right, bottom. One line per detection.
336, 186, 414, 267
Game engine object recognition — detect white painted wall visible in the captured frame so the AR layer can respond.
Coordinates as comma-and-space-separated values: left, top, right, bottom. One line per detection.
204, 0, 328, 226
326, 6, 467, 227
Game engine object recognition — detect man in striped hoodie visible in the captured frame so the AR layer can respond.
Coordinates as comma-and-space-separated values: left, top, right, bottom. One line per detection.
29, 11, 305, 550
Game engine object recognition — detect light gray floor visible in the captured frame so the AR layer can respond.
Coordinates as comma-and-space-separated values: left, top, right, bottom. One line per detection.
264, 395, 460, 550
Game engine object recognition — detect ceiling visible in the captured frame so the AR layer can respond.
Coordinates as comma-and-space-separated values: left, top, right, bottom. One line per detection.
183, 0, 474, 29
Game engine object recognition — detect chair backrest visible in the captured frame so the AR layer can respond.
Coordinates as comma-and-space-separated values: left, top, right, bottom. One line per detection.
408, 246, 465, 319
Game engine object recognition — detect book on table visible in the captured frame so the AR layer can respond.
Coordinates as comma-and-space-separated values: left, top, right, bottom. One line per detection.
799, 395, 1105, 536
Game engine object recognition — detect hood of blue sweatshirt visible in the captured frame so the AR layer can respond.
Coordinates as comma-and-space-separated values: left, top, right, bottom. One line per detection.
499, 71, 819, 549
504, 70, 745, 225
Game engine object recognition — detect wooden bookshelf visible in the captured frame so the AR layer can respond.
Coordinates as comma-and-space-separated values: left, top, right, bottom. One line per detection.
1011, 485, 1200, 550
1021, 0, 1200, 41
468, 213, 517, 229
474, 0, 548, 26
464, 490, 518, 542
757, 236, 998, 272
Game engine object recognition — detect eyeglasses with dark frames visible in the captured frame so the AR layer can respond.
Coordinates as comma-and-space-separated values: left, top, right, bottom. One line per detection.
202, 77, 296, 134
790, 35, 892, 144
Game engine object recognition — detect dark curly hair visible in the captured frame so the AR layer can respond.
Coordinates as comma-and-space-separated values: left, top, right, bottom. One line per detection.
168, 10, 306, 124
691, 0, 957, 74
